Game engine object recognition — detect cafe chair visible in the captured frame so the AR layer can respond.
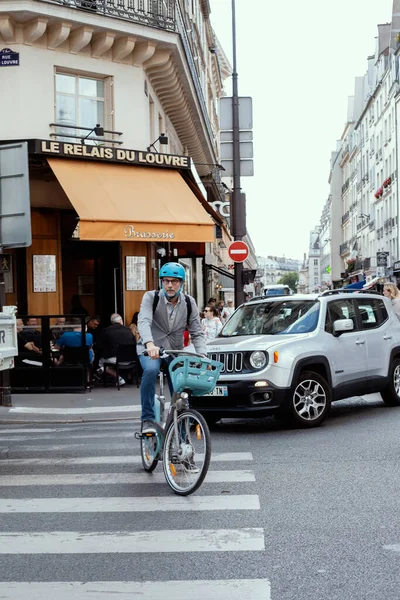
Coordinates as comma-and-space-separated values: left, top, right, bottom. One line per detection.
62, 346, 92, 391
102, 344, 140, 391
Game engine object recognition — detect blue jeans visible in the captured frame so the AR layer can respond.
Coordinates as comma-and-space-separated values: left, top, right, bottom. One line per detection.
139, 355, 173, 422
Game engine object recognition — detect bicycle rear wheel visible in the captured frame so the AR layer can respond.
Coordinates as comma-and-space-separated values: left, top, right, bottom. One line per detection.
141, 433, 159, 472
163, 409, 211, 495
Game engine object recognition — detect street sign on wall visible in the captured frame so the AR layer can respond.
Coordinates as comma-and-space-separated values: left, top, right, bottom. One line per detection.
228, 241, 249, 263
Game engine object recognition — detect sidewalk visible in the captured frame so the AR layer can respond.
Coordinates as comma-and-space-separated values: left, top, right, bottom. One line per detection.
0, 385, 142, 424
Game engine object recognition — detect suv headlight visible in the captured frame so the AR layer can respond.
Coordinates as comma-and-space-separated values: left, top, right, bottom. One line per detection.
249, 351, 267, 369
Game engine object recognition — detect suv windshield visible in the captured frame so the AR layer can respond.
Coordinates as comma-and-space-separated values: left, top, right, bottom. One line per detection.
221, 300, 320, 337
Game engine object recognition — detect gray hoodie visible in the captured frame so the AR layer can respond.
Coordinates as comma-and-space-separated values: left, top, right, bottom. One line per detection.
137, 290, 207, 355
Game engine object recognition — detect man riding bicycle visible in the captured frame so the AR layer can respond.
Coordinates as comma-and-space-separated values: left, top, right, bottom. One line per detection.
137, 262, 207, 435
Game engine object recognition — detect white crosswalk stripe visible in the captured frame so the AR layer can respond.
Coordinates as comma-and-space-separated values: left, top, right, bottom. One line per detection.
0, 494, 260, 513
0, 423, 270, 598
0, 470, 256, 486
0, 529, 265, 553
0, 451, 253, 465
0, 580, 271, 599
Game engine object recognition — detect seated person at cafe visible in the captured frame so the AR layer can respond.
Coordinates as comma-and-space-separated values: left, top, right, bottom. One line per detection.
51, 316, 67, 342
16, 318, 42, 366
96, 313, 135, 386
86, 315, 101, 344
23, 317, 42, 349
55, 318, 94, 365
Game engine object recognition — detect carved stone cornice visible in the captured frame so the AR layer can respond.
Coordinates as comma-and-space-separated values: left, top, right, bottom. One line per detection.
0, 3, 217, 172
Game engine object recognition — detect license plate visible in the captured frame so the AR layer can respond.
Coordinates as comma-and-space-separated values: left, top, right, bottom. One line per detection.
206, 386, 228, 397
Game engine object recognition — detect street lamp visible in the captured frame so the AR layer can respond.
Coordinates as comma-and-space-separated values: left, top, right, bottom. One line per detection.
147, 133, 169, 153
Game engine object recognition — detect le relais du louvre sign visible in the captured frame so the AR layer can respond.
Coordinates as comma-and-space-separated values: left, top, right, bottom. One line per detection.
29, 140, 191, 170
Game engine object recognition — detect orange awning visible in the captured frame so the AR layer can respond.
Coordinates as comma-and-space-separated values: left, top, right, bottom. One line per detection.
47, 158, 215, 243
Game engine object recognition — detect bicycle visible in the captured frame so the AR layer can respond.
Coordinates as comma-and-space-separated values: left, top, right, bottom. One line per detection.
135, 349, 223, 496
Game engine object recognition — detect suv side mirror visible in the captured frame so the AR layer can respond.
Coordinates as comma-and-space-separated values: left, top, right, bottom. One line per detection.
333, 318, 354, 336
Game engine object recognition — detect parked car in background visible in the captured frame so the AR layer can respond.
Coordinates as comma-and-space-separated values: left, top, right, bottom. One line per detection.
190, 291, 400, 427
262, 284, 292, 297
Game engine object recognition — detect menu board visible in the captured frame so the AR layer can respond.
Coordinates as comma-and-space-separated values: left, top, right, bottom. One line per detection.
126, 256, 146, 291
33, 255, 57, 293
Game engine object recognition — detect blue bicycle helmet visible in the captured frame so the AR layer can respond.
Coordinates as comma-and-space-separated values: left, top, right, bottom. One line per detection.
159, 262, 186, 282
159, 262, 186, 298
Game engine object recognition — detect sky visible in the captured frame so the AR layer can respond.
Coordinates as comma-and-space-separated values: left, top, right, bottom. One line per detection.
209, 0, 394, 260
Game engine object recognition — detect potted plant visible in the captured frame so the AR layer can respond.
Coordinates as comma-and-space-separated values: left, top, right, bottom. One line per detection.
346, 258, 356, 272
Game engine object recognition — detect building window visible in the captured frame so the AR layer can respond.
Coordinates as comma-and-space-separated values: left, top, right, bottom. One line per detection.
314, 259, 318, 265
55, 73, 106, 142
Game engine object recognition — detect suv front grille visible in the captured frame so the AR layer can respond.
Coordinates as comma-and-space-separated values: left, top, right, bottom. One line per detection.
209, 352, 243, 373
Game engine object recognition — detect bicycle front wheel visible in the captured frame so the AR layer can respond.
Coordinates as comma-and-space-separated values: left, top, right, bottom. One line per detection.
163, 409, 211, 495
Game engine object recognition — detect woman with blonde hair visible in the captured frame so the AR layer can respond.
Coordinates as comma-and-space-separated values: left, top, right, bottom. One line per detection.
383, 283, 400, 321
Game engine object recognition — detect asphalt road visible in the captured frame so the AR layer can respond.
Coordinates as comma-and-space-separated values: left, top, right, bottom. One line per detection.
1, 393, 400, 599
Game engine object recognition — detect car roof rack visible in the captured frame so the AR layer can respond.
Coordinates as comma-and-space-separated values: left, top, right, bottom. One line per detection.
320, 289, 382, 297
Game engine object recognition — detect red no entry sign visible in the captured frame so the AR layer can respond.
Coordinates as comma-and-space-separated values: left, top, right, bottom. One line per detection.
228, 240, 249, 263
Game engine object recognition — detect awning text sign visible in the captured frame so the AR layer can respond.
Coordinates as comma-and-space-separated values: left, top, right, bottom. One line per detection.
32, 140, 191, 170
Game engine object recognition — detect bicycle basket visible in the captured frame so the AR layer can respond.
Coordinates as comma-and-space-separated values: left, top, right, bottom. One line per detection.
169, 355, 223, 397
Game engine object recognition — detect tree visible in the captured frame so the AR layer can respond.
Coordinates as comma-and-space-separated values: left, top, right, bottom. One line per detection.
278, 272, 298, 293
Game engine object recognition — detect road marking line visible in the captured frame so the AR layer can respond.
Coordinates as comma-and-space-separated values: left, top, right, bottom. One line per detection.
0, 470, 256, 486
0, 528, 265, 553
0, 494, 260, 513
0, 451, 253, 466
0, 428, 70, 434
0, 579, 271, 599
1, 405, 140, 414
383, 543, 400, 552
1, 432, 138, 442
4, 443, 141, 452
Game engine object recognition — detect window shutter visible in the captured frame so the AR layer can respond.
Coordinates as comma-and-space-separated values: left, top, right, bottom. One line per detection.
104, 76, 114, 136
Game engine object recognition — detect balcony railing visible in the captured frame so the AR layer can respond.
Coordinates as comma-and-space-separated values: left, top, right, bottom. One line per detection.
384, 218, 393, 231
363, 257, 371, 270
37, 0, 176, 30
342, 210, 350, 225
354, 260, 363, 271
341, 179, 350, 194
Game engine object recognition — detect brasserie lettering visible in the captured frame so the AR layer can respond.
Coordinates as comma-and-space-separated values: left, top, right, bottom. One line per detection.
39, 140, 190, 169
124, 225, 175, 240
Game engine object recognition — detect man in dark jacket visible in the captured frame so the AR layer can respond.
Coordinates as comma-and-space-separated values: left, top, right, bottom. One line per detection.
97, 313, 135, 385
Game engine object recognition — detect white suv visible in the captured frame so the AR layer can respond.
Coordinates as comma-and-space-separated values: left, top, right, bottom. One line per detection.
190, 291, 400, 427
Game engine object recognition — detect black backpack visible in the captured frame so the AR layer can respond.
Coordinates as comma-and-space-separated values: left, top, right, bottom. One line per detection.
152, 290, 192, 327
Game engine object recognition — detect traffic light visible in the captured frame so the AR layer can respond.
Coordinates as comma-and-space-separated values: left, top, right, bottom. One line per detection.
242, 269, 256, 285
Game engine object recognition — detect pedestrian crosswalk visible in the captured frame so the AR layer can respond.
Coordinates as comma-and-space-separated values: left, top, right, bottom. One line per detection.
0, 422, 271, 599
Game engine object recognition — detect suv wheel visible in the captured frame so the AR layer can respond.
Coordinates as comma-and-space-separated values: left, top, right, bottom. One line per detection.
287, 371, 331, 427
381, 359, 400, 406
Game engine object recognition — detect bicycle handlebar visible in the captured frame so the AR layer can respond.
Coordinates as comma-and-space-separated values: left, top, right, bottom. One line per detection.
143, 347, 207, 360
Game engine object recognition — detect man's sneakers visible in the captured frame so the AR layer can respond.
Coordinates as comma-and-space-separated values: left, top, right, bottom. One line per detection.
118, 376, 126, 386
141, 420, 157, 435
